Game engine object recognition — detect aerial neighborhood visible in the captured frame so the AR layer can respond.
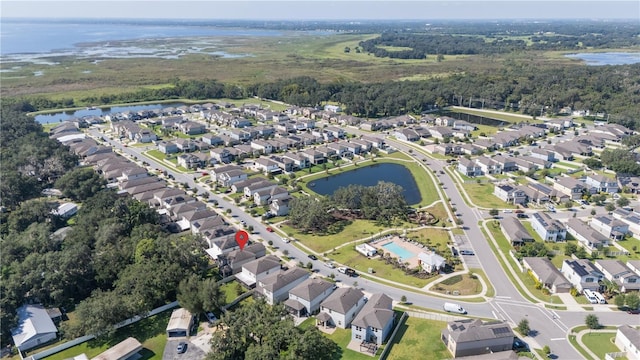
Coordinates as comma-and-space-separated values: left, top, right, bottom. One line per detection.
10, 94, 634, 360
3, 14, 640, 360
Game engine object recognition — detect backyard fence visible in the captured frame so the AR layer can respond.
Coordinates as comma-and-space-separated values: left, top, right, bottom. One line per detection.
27, 301, 179, 360
378, 312, 408, 360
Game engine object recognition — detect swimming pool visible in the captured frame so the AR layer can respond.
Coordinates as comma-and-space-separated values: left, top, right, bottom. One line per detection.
382, 242, 415, 261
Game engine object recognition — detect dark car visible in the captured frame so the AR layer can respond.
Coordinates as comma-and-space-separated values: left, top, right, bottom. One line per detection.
308, 254, 318, 260
627, 308, 640, 314
176, 342, 187, 354
451, 247, 459, 257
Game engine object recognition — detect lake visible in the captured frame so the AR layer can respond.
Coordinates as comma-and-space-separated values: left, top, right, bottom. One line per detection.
565, 52, 640, 66
34, 103, 185, 124
310, 163, 422, 205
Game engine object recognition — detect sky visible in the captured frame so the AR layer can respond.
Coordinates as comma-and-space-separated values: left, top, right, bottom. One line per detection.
2, 0, 639, 20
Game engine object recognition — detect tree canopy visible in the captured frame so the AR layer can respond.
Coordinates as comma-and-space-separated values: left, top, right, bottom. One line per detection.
207, 300, 341, 360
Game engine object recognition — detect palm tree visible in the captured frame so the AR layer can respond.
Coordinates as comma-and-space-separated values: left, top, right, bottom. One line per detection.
601, 279, 620, 298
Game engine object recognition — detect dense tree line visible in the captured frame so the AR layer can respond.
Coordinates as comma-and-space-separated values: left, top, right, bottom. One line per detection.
207, 300, 340, 360
1, 187, 210, 341
600, 149, 640, 175
0, 102, 79, 210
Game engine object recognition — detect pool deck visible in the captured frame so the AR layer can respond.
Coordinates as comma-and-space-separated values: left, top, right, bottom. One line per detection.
372, 235, 432, 269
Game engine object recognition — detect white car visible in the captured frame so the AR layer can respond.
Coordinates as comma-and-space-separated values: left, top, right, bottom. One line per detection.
281, 237, 290, 243
324, 261, 335, 269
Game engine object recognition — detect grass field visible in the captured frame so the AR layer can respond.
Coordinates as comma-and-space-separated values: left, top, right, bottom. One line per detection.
384, 316, 449, 360
581, 332, 621, 359
42, 311, 171, 360
458, 182, 516, 209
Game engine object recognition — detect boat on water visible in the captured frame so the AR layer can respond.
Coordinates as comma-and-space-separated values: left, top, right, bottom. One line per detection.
86, 106, 98, 110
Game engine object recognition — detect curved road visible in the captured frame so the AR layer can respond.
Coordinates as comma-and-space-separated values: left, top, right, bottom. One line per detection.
91, 127, 633, 359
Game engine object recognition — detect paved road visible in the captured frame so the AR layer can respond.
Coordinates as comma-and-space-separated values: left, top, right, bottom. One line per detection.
90, 127, 635, 359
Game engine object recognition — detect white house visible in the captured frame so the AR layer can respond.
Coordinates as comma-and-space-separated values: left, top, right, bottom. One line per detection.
585, 174, 619, 194
356, 243, 378, 257
417, 252, 446, 273
285, 278, 335, 317
531, 212, 566, 242
318, 287, 366, 329
351, 293, 395, 347
52, 202, 78, 218
256, 267, 310, 305
236, 255, 281, 288
560, 259, 604, 293
595, 260, 640, 293
11, 305, 58, 351
614, 325, 640, 360
590, 215, 629, 240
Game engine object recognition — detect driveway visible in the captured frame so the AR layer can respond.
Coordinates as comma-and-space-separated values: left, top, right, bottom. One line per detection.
163, 338, 206, 360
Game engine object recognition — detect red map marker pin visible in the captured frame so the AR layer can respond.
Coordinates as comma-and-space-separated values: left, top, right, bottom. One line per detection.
235, 230, 249, 250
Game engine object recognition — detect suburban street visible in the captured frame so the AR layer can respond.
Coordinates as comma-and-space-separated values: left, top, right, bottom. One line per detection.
90, 124, 635, 359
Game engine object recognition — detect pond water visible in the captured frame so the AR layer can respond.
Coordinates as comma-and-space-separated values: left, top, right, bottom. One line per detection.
565, 52, 640, 66
309, 163, 422, 205
34, 103, 185, 124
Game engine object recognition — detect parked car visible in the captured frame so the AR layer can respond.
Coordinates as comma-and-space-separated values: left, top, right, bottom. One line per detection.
308, 254, 318, 260
206, 312, 217, 323
176, 342, 187, 354
281, 237, 290, 243
266, 227, 274, 232
324, 261, 335, 269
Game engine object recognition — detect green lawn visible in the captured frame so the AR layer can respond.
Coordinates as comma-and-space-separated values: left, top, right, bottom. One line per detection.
459, 182, 516, 209
484, 222, 561, 304
281, 219, 412, 254
384, 316, 449, 360
324, 327, 379, 360
328, 248, 435, 288
42, 311, 171, 360
581, 332, 620, 360
405, 228, 451, 250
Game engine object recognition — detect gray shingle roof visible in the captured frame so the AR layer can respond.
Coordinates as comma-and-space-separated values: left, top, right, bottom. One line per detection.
288, 278, 335, 301
351, 293, 394, 329
321, 287, 364, 313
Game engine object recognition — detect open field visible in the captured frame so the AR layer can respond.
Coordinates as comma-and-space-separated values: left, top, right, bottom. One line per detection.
384, 316, 449, 360
1, 30, 588, 102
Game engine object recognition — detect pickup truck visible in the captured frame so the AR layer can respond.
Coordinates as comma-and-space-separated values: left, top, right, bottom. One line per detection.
338, 267, 356, 277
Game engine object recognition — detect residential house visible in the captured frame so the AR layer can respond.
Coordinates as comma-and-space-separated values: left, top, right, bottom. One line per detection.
441, 319, 514, 358
531, 212, 566, 242
318, 287, 367, 329
175, 138, 196, 152
435, 116, 455, 126
493, 184, 527, 205
612, 209, 640, 238
500, 217, 534, 246
567, 218, 610, 253
270, 196, 292, 216
585, 174, 619, 194
457, 158, 482, 177
453, 120, 477, 131
475, 157, 502, 175
394, 128, 420, 142
11, 305, 58, 351
254, 186, 289, 206
429, 126, 454, 140
218, 243, 267, 277
252, 158, 280, 174
594, 260, 640, 293
561, 259, 604, 293
553, 177, 586, 200
285, 278, 335, 317
618, 174, 640, 194
590, 215, 629, 240
203, 230, 238, 257
417, 252, 446, 273
628, 260, 640, 277
522, 257, 572, 293
236, 255, 282, 288
217, 169, 248, 187
530, 148, 556, 162
614, 325, 640, 360
351, 293, 395, 347
300, 148, 325, 165
251, 139, 274, 154
178, 121, 206, 135
516, 185, 550, 205
244, 180, 277, 198
256, 267, 310, 305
